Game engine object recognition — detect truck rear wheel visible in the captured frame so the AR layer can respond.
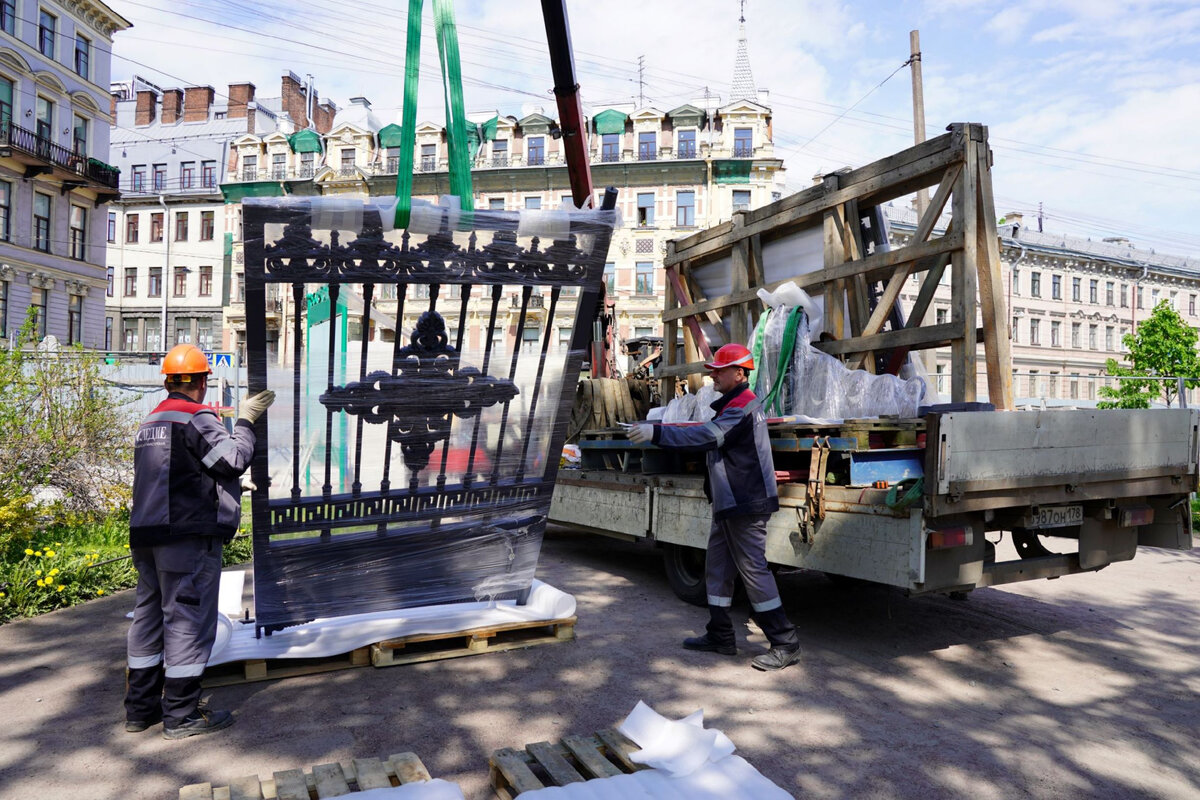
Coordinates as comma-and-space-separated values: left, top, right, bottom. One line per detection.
663, 543, 707, 607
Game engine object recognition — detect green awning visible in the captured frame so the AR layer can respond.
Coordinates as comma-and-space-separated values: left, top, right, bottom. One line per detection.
593, 109, 628, 135
712, 160, 752, 184
221, 182, 288, 202
377, 123, 404, 148
288, 129, 323, 154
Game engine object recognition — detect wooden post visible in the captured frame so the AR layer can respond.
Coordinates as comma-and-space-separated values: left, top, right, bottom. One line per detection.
730, 212, 750, 345
822, 174, 846, 340
972, 128, 1014, 409
663, 243, 678, 400
950, 127, 978, 401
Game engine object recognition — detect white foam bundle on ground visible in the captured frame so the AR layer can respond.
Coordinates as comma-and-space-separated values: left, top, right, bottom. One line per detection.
339, 779, 465, 799
513, 701, 793, 799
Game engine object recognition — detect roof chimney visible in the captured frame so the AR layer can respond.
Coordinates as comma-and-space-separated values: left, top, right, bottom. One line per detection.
183, 86, 215, 123
161, 89, 183, 124
135, 90, 157, 126
281, 72, 309, 129
227, 82, 256, 120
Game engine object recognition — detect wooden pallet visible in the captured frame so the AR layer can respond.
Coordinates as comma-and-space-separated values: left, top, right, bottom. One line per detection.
489, 729, 646, 798
179, 752, 433, 800
203, 617, 576, 687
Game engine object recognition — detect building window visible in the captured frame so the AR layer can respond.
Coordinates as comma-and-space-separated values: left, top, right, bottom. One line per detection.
33, 192, 51, 252
1089, 324, 1097, 349
1105, 326, 1114, 350
677, 129, 696, 158
174, 211, 188, 241
180, 162, 195, 189
0, 180, 9, 241
936, 308, 948, 325
150, 212, 163, 242
1137, 286, 1144, 309
1011, 268, 1020, 295
1011, 317, 1019, 343
1071, 277, 1080, 302
122, 319, 138, 350
124, 268, 136, 296
601, 133, 619, 162
202, 160, 216, 188
153, 164, 166, 191
1119, 327, 1128, 352
733, 127, 753, 157
107, 210, 115, 242
1071, 322, 1081, 348
1106, 281, 1114, 306
339, 149, 355, 175
1070, 374, 1079, 400
732, 190, 751, 211
421, 143, 437, 171
197, 319, 212, 350
67, 294, 82, 345
75, 34, 90, 78
30, 288, 47, 339
1089, 279, 1098, 304
638, 131, 656, 161
0, 279, 7, 339
1030, 318, 1040, 346
38, 10, 55, 58
149, 267, 162, 298
1191, 294, 1196, 316
299, 151, 315, 177
1051, 320, 1061, 347
0, 1, 14, 36
1029, 370, 1040, 397
35, 96, 52, 141
69, 205, 86, 260
271, 152, 286, 179
676, 191, 695, 227
173, 266, 187, 297
200, 210, 214, 241
235, 271, 245, 302
635, 261, 654, 295
488, 198, 505, 210
524, 196, 541, 210
1051, 274, 1061, 299
242, 154, 257, 181
105, 266, 113, 298
124, 214, 139, 243
604, 262, 615, 294
527, 136, 544, 166
104, 316, 112, 350
199, 265, 212, 297
73, 114, 87, 155
1120, 283, 1128, 307
1152, 287, 1160, 306
637, 192, 654, 226
491, 140, 508, 167
1030, 272, 1041, 297
131, 165, 146, 192
175, 318, 190, 345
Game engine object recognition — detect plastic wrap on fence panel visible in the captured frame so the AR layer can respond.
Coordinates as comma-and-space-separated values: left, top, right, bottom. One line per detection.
241, 196, 617, 633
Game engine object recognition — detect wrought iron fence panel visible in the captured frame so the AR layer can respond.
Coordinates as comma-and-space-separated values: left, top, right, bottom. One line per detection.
243, 198, 615, 634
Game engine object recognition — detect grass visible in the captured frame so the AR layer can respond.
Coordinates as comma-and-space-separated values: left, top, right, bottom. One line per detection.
0, 508, 255, 624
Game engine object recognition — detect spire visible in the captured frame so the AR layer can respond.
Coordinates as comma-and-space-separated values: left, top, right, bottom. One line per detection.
730, 1, 757, 102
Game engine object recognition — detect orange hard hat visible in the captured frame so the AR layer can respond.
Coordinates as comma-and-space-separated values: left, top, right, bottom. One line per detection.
704, 343, 754, 371
161, 344, 212, 377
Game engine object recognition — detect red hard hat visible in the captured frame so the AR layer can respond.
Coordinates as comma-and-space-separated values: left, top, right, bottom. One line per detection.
161, 344, 212, 377
704, 343, 754, 371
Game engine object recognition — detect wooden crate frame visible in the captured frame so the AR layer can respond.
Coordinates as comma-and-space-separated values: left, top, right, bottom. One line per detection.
661, 122, 1012, 410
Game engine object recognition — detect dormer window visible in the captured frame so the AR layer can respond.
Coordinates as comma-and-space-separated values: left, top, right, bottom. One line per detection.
638, 132, 656, 161
527, 136, 545, 166
492, 140, 508, 167
733, 128, 752, 158
677, 130, 696, 158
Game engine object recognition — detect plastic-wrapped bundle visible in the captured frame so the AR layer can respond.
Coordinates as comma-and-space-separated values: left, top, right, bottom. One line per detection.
242, 196, 617, 633
662, 393, 698, 423
693, 384, 721, 422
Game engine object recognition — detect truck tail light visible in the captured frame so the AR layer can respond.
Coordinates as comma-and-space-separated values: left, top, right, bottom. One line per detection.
928, 525, 973, 549
1119, 506, 1154, 527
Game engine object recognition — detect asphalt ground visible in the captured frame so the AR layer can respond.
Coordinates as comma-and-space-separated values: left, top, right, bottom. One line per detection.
1, 528, 1198, 799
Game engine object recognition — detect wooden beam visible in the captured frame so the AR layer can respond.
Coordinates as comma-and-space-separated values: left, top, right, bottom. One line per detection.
664, 265, 714, 361
813, 321, 965, 356
973, 134, 1014, 409
730, 213, 751, 344
822, 176, 847, 340
950, 133, 979, 402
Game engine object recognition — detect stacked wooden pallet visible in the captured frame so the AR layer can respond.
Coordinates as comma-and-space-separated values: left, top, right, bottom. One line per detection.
179, 752, 433, 799
490, 729, 646, 798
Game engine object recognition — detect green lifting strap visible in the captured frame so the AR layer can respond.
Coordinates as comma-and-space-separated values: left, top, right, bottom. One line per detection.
759, 306, 806, 416
394, 0, 475, 230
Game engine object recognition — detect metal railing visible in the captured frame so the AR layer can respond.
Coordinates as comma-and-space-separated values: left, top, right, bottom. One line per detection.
527, 154, 545, 166
420, 157, 438, 172
338, 166, 357, 177
1, 120, 120, 189
241, 168, 257, 181
385, 157, 399, 174
600, 151, 620, 163
676, 147, 697, 159
732, 145, 753, 158
490, 155, 510, 167
637, 149, 657, 161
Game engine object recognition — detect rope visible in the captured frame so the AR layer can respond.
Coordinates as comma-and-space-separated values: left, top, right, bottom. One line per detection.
885, 477, 924, 510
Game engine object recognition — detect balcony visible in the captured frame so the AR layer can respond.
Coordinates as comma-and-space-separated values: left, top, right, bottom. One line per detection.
420, 157, 438, 172
527, 154, 545, 166
600, 151, 620, 163
241, 168, 258, 181
676, 146, 697, 159
511, 293, 545, 309
270, 168, 287, 180
732, 145, 753, 158
385, 157, 399, 174
338, 166, 357, 178
637, 149, 657, 162
0, 121, 120, 191
490, 155, 510, 168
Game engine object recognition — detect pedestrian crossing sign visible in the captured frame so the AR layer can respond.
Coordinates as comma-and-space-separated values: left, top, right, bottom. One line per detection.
213, 353, 232, 368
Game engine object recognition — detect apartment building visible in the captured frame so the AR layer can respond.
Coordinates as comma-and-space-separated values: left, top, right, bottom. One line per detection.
0, 0, 128, 348
106, 71, 334, 353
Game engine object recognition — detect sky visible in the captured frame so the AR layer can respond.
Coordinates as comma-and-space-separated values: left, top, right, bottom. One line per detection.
103, 0, 1200, 258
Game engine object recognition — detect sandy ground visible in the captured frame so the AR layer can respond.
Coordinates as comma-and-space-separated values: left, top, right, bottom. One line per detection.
0, 528, 1198, 799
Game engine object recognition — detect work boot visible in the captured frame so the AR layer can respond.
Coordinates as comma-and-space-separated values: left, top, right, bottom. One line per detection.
682, 633, 737, 655
162, 708, 234, 740
124, 710, 163, 733
751, 645, 803, 672
124, 665, 165, 732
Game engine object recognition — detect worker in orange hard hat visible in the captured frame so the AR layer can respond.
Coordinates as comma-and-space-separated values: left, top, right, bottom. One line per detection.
124, 344, 276, 738
627, 341, 802, 671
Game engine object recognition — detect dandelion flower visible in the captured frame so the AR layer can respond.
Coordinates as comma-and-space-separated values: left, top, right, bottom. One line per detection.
35, 570, 42, 576
24, 548, 33, 556
56, 585, 65, 592
34, 551, 42, 557
96, 589, 105, 596
46, 550, 56, 557
49, 568, 60, 577
36, 579, 44, 587
0, 591, 6, 598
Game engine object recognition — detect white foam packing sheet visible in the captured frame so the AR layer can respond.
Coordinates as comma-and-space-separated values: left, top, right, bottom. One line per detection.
337, 779, 466, 800
515, 756, 793, 799
205, 577, 575, 666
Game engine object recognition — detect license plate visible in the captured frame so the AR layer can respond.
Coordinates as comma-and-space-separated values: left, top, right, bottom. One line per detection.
1029, 504, 1083, 529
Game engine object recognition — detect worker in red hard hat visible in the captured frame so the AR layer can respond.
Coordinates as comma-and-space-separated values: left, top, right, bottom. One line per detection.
628, 342, 801, 671
124, 344, 276, 738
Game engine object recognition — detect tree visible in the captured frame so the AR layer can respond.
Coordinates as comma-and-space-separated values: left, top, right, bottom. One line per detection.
1097, 300, 1200, 408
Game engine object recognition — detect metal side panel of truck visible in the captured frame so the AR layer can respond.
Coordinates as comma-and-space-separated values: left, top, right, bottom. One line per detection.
549, 409, 1199, 600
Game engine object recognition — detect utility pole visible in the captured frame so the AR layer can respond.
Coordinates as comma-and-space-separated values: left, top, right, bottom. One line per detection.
637, 55, 645, 106
909, 30, 929, 218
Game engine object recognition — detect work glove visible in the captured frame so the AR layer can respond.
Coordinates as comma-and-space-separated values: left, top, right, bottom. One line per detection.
238, 390, 276, 423
626, 423, 654, 444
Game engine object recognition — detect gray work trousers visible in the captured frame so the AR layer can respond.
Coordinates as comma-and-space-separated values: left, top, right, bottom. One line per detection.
705, 514, 797, 649
125, 536, 222, 724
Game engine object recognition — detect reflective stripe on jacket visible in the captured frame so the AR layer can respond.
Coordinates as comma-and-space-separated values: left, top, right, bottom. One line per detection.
652, 383, 779, 520
130, 393, 256, 546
